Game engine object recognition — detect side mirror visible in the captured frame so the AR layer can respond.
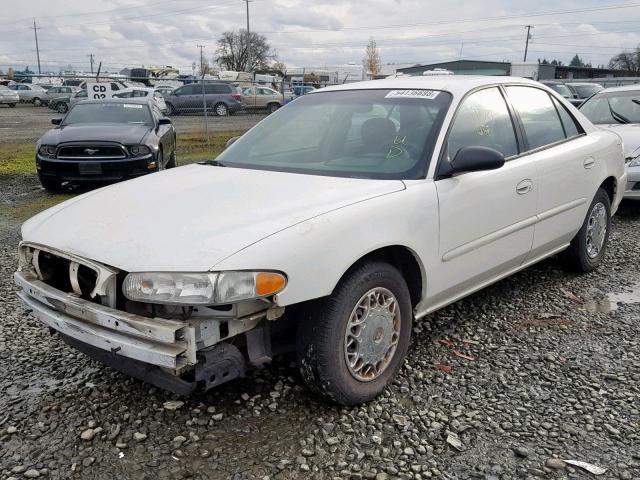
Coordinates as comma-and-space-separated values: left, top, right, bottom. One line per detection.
224, 136, 240, 150
51, 118, 62, 125
439, 146, 505, 177
158, 118, 171, 126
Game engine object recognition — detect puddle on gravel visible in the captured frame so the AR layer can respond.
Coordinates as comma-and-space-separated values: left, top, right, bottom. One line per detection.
582, 283, 640, 313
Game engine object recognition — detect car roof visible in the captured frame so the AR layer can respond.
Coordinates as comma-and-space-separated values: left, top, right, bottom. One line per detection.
311, 75, 544, 96
599, 84, 640, 93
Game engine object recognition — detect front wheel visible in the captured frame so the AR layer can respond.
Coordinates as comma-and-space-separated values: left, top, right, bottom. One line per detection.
56, 102, 68, 113
296, 261, 412, 405
563, 188, 611, 272
8, 103, 15, 108
33, 98, 42, 107
166, 149, 177, 168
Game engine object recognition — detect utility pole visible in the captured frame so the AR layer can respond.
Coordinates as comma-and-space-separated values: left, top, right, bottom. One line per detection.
31, 18, 41, 74
197, 44, 205, 76
245, 0, 251, 74
523, 25, 534, 62
88, 54, 95, 74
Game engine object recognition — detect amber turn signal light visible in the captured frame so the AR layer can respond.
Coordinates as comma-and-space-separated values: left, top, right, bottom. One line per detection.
255, 272, 287, 296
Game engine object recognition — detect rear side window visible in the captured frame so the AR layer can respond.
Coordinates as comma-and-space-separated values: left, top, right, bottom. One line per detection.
205, 84, 231, 94
447, 87, 519, 160
506, 86, 565, 150
551, 97, 582, 138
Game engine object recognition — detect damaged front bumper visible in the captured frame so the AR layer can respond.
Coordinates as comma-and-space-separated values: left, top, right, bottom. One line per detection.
14, 243, 278, 394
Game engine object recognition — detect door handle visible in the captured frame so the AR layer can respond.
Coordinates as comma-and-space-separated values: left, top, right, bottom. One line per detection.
583, 157, 596, 169
516, 179, 533, 195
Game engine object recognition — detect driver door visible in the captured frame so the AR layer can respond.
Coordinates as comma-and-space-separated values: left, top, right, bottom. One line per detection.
431, 86, 538, 305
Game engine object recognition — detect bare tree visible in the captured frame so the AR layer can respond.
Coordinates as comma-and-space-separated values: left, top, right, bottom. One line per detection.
271, 61, 287, 75
608, 47, 640, 73
363, 38, 381, 78
216, 30, 274, 72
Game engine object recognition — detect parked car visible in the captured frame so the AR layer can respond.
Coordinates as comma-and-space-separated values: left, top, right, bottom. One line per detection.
15, 76, 625, 404
565, 82, 603, 101
579, 85, 640, 200
34, 98, 176, 191
292, 85, 315, 97
41, 86, 81, 106
8, 83, 48, 106
0, 85, 19, 107
163, 82, 242, 116
112, 87, 168, 113
49, 89, 88, 113
154, 85, 176, 97
242, 86, 282, 113
540, 80, 583, 107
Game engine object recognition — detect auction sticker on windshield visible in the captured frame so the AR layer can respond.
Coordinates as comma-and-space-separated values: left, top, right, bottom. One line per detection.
123, 104, 144, 109
385, 90, 440, 100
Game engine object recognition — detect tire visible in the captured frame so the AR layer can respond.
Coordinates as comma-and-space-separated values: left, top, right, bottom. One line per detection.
267, 103, 280, 114
157, 147, 164, 170
166, 149, 177, 168
214, 102, 229, 116
56, 102, 68, 113
296, 261, 413, 405
8, 103, 15, 108
33, 98, 41, 107
166, 103, 178, 116
563, 188, 611, 272
39, 176, 63, 192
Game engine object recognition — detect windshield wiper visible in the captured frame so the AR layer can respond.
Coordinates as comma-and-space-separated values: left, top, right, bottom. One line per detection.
199, 159, 227, 167
607, 99, 630, 124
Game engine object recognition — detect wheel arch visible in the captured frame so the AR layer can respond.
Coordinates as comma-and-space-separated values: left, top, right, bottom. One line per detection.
598, 176, 616, 207
335, 245, 425, 309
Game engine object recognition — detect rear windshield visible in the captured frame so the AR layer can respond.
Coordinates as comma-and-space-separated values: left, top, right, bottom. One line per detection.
580, 90, 640, 124
63, 102, 152, 125
214, 89, 452, 179
571, 84, 602, 98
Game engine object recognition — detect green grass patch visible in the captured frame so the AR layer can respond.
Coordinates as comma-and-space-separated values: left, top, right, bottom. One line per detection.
0, 143, 36, 175
0, 193, 74, 223
176, 130, 246, 165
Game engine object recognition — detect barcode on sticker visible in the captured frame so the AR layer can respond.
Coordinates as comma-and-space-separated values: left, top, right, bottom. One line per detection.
385, 90, 440, 100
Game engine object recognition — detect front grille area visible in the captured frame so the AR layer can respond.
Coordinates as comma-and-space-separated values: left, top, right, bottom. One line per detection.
57, 144, 126, 159
37, 250, 99, 302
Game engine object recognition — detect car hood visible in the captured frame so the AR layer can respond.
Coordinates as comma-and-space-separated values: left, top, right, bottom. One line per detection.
21, 164, 406, 272
597, 124, 640, 158
39, 124, 151, 145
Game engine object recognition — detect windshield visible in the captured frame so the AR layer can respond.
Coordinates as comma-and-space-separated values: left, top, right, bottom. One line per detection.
571, 84, 602, 98
63, 102, 153, 125
214, 89, 452, 179
579, 91, 640, 124
547, 84, 572, 98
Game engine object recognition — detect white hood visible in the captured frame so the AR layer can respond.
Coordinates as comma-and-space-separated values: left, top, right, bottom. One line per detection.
22, 164, 405, 271
598, 124, 640, 158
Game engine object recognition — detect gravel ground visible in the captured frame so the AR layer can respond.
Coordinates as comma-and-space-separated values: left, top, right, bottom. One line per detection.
0, 104, 264, 143
1, 176, 639, 480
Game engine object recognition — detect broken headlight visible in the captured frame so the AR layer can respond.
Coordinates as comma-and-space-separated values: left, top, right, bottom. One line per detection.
122, 271, 287, 305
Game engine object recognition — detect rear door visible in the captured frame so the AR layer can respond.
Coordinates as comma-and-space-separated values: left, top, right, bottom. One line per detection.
504, 85, 594, 257
432, 86, 537, 305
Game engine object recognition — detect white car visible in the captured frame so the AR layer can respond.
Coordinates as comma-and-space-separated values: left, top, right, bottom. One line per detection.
0, 85, 19, 107
112, 87, 168, 113
14, 76, 626, 404
579, 85, 640, 200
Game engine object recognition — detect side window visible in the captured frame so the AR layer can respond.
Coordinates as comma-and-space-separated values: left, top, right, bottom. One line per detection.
447, 87, 518, 160
506, 86, 565, 150
132, 90, 148, 97
551, 97, 581, 138
175, 85, 195, 95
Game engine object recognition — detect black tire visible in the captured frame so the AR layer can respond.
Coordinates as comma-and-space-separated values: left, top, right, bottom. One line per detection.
56, 102, 68, 113
563, 188, 611, 272
8, 103, 15, 108
39, 176, 63, 192
267, 103, 280, 114
33, 98, 41, 107
166, 149, 177, 168
296, 261, 412, 405
166, 103, 178, 116
214, 102, 229, 116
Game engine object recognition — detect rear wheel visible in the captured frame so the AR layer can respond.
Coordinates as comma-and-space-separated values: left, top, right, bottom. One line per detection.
214, 102, 229, 116
563, 188, 611, 272
33, 98, 42, 107
8, 103, 15, 108
267, 102, 280, 114
39, 176, 63, 192
296, 261, 412, 405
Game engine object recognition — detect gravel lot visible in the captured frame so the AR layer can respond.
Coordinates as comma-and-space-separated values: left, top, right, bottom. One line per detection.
1, 175, 639, 480
0, 104, 265, 143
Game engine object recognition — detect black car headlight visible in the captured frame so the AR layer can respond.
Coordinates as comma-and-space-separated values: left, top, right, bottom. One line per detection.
38, 145, 56, 158
128, 145, 152, 156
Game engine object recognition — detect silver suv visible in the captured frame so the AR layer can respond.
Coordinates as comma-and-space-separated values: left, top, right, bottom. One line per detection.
163, 82, 242, 116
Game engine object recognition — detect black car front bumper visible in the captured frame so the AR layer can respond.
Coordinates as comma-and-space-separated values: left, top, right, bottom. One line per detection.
37, 154, 156, 183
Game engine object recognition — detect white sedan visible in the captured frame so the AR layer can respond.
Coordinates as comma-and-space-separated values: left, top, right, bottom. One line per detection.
579, 85, 640, 200
15, 76, 626, 404
112, 87, 168, 113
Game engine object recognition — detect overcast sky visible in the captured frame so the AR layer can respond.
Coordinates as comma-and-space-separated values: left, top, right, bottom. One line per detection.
1, 0, 639, 74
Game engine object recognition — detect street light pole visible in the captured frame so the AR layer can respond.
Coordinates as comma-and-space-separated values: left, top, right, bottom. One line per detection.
523, 25, 534, 62
245, 0, 251, 74
31, 18, 41, 74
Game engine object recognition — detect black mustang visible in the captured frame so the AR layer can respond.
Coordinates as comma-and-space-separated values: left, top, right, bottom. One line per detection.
36, 98, 177, 191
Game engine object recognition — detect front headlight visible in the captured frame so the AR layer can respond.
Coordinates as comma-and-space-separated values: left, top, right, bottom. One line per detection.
38, 145, 56, 158
128, 145, 152, 156
122, 271, 287, 305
